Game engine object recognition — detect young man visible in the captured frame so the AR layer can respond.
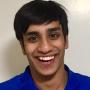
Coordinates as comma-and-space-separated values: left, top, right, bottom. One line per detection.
0, 0, 90, 90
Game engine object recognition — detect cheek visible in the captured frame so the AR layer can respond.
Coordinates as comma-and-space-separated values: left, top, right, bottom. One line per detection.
24, 44, 38, 55
52, 40, 66, 49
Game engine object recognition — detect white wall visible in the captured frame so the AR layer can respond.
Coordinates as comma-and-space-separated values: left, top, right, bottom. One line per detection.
0, 0, 90, 82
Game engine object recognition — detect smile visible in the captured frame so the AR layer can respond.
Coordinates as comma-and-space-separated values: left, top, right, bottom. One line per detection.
38, 56, 55, 61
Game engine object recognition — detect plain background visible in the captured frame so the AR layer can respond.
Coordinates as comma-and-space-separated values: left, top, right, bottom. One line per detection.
0, 0, 90, 82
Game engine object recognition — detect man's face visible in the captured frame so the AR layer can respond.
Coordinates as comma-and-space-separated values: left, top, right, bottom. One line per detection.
22, 21, 68, 76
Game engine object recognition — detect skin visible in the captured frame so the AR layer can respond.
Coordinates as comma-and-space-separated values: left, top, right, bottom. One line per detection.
21, 21, 68, 90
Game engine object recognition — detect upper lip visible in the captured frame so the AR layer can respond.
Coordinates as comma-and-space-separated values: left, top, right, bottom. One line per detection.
34, 53, 58, 57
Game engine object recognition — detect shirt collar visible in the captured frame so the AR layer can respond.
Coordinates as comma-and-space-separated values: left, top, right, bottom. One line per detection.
20, 66, 38, 90
64, 65, 78, 90
23, 65, 74, 90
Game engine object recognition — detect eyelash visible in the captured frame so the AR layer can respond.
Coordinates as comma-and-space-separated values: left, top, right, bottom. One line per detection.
48, 33, 61, 40
26, 32, 61, 43
27, 35, 39, 43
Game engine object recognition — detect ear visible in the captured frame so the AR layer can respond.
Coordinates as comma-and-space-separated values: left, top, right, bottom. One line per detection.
65, 35, 68, 49
20, 41, 26, 55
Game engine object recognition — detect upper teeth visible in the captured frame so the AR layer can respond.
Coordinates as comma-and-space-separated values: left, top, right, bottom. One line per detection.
39, 56, 54, 61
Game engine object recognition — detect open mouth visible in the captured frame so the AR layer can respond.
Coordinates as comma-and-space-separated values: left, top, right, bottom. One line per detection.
37, 56, 55, 64
39, 56, 54, 61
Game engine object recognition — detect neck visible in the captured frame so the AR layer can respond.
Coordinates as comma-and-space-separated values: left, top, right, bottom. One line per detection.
30, 64, 68, 90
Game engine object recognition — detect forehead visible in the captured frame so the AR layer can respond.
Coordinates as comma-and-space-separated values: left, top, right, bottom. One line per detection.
26, 21, 62, 33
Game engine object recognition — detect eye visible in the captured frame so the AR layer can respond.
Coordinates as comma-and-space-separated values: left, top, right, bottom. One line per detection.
27, 35, 38, 43
49, 32, 60, 40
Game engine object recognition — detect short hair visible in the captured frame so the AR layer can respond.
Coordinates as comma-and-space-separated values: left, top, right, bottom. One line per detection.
14, 0, 68, 41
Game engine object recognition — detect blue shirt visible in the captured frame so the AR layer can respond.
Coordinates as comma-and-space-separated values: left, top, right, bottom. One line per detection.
0, 65, 90, 90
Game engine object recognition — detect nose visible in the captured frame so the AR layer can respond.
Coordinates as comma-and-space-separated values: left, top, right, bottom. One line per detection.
37, 39, 53, 54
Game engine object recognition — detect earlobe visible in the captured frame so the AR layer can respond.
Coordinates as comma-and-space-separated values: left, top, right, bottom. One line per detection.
20, 41, 26, 55
65, 36, 68, 49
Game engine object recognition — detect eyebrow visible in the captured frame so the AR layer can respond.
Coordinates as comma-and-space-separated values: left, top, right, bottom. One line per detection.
24, 26, 61, 36
24, 32, 39, 37
48, 27, 61, 32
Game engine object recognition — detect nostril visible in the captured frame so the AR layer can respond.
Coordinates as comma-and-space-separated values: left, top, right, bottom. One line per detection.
37, 43, 53, 54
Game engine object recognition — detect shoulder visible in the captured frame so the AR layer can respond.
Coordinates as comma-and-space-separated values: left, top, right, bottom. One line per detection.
0, 66, 38, 90
68, 70, 90, 90
0, 67, 28, 90
0, 74, 21, 90
72, 71, 90, 87
65, 65, 90, 90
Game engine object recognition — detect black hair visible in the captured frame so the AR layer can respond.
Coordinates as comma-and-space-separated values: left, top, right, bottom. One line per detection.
14, 0, 68, 41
